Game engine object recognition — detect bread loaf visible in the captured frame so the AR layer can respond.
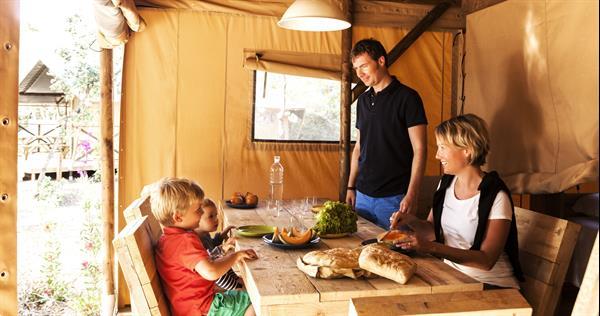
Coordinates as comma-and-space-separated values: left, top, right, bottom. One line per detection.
358, 244, 416, 284
302, 247, 362, 269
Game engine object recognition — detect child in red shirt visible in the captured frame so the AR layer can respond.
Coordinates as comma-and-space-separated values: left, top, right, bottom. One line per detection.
150, 177, 258, 316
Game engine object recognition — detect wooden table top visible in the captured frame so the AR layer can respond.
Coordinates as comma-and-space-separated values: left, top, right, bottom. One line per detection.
223, 199, 482, 315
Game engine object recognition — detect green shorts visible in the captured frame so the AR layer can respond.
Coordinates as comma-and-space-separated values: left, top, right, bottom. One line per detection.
207, 290, 252, 316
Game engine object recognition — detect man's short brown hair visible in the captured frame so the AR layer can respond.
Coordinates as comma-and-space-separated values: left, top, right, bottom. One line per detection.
150, 177, 204, 226
351, 38, 388, 66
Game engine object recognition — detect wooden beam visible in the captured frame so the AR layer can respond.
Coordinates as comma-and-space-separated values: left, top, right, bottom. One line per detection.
354, 1, 464, 31
0, 1, 19, 316
100, 48, 116, 305
340, 0, 353, 201
450, 30, 464, 116
461, 0, 506, 15
352, 1, 453, 102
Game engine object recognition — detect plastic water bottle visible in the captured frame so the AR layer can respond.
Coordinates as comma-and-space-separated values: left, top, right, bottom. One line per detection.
269, 156, 284, 212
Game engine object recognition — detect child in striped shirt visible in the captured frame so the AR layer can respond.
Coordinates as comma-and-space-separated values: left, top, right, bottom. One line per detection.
197, 198, 244, 290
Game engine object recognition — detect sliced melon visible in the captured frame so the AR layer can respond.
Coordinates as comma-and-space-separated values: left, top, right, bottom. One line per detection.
272, 227, 281, 243
280, 228, 312, 245
291, 227, 304, 237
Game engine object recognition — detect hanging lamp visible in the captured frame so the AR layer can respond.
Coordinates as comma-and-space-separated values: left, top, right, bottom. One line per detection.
277, 0, 351, 32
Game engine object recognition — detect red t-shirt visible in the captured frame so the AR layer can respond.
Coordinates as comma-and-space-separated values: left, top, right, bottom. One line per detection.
155, 226, 215, 315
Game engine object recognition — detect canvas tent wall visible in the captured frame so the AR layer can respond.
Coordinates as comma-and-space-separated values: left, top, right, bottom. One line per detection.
464, 0, 598, 193
116, 8, 454, 215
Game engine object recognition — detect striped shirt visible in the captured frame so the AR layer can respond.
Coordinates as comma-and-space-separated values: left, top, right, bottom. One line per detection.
199, 233, 243, 291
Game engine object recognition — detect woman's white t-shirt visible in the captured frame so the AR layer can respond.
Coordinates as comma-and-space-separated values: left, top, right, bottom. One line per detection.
440, 177, 520, 288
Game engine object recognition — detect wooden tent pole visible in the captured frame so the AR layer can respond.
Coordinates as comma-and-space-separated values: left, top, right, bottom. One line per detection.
339, 0, 353, 201
351, 1, 452, 102
0, 1, 19, 315
99, 48, 116, 312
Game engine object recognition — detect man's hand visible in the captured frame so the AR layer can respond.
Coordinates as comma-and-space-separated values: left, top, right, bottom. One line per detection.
346, 189, 356, 209
398, 191, 417, 214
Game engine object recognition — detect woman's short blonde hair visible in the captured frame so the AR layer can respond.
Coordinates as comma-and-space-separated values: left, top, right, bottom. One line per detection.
150, 177, 204, 226
435, 114, 490, 166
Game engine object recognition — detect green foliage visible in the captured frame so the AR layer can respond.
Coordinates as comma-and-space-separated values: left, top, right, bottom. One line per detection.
70, 197, 102, 315
49, 14, 99, 103
20, 177, 103, 315
19, 222, 72, 311
313, 201, 357, 234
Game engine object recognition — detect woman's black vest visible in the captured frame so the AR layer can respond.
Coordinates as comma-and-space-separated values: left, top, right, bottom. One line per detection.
432, 171, 524, 281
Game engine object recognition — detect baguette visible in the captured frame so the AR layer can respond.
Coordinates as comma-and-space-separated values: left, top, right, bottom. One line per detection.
358, 244, 416, 284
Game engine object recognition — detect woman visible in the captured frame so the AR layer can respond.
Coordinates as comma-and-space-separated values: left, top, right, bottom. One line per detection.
390, 114, 523, 288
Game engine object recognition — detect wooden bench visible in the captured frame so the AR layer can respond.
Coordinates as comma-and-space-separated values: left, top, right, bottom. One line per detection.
113, 214, 170, 315
123, 195, 163, 245
515, 207, 581, 316
348, 289, 532, 315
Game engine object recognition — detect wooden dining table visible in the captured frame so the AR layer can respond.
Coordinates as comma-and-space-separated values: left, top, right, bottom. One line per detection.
223, 199, 483, 316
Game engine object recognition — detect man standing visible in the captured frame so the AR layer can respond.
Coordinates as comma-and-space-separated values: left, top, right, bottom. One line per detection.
346, 38, 427, 229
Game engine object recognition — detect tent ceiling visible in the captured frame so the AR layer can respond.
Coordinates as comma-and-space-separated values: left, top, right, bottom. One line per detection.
93, 0, 485, 48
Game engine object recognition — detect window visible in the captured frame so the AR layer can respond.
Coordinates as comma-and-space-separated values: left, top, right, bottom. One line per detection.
253, 71, 357, 142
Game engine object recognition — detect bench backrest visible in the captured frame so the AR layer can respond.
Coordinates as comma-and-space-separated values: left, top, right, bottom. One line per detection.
123, 195, 163, 246
515, 207, 581, 316
113, 215, 170, 315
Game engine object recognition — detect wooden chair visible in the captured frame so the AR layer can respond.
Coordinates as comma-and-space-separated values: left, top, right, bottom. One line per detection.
113, 215, 170, 315
348, 289, 532, 315
515, 207, 581, 316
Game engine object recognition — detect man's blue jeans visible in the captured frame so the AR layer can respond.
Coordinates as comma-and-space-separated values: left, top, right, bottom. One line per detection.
355, 190, 404, 230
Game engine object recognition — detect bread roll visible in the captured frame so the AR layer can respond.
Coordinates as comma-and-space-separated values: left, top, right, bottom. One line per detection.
358, 244, 416, 284
377, 230, 412, 244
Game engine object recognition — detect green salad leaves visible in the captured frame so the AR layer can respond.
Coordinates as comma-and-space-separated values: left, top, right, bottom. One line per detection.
313, 201, 357, 234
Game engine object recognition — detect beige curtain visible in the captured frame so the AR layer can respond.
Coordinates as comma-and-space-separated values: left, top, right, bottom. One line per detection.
464, 0, 598, 193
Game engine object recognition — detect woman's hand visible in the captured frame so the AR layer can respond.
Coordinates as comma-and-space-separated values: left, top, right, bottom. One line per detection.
396, 234, 430, 253
389, 212, 417, 230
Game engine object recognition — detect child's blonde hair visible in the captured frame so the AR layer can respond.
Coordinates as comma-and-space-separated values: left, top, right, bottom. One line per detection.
435, 114, 490, 166
201, 198, 216, 209
150, 177, 204, 226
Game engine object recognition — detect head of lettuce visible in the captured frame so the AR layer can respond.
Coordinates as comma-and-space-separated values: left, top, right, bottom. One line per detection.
313, 201, 357, 235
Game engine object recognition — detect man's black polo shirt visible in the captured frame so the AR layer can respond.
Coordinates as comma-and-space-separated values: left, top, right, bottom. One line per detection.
355, 76, 428, 197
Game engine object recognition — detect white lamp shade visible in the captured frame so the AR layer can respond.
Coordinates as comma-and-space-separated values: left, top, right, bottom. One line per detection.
278, 0, 351, 32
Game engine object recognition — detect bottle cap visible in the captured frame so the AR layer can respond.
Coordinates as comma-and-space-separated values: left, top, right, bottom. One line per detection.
274, 156, 280, 163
